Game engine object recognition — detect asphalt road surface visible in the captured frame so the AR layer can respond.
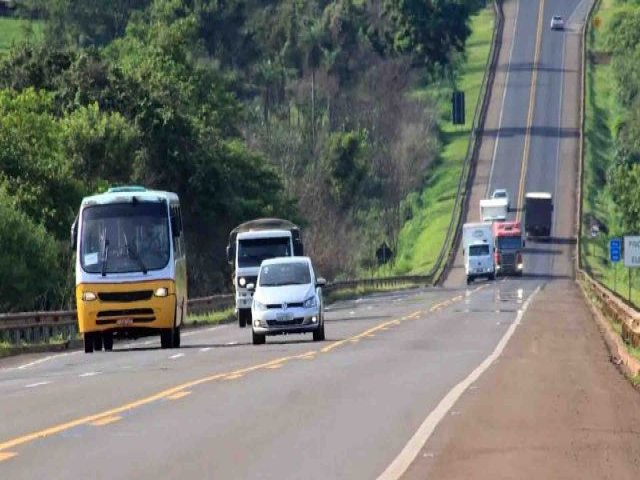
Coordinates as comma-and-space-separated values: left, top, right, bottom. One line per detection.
2, 0, 640, 478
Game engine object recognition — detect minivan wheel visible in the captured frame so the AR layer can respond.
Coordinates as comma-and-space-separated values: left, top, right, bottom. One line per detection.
252, 330, 265, 345
313, 324, 325, 342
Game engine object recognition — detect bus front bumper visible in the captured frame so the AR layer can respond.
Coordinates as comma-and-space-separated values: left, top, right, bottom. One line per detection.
76, 280, 177, 333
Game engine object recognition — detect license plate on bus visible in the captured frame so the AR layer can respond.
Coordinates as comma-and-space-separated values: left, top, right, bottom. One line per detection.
276, 313, 294, 322
116, 318, 134, 326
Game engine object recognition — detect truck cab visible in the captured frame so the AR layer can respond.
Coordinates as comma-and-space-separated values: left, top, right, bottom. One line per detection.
226, 219, 303, 328
462, 222, 496, 285
493, 221, 524, 276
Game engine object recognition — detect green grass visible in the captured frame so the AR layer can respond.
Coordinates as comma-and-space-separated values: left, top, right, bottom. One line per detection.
580, 0, 640, 306
0, 17, 43, 54
186, 308, 235, 326
391, 6, 495, 275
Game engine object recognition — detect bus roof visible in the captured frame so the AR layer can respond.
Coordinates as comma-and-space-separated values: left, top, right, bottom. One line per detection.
80, 188, 179, 207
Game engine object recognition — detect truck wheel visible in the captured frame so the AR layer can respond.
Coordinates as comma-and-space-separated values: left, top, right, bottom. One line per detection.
84, 333, 94, 353
489, 273, 496, 281
93, 332, 103, 351
252, 330, 265, 345
103, 331, 114, 351
466, 276, 472, 285
238, 310, 249, 328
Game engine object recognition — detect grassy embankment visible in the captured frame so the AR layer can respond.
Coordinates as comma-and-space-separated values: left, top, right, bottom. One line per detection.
0, 17, 42, 55
390, 6, 495, 275
581, 0, 640, 367
580, 0, 640, 304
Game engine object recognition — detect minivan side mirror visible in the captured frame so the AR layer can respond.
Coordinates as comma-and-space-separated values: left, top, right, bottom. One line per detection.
316, 277, 326, 287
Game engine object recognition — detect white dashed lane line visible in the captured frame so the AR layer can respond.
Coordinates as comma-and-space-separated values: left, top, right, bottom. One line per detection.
24, 381, 51, 389
169, 353, 185, 360
79, 371, 101, 378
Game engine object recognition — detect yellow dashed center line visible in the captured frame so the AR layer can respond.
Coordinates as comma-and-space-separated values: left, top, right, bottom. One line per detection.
167, 391, 191, 400
0, 452, 17, 462
90, 416, 121, 427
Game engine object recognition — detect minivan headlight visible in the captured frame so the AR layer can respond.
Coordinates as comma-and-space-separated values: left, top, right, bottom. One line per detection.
254, 299, 267, 311
303, 296, 317, 308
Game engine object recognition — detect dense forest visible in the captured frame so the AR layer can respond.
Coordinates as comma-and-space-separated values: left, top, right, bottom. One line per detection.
0, 0, 483, 311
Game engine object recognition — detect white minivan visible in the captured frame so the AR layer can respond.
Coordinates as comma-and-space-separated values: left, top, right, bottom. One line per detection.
462, 222, 495, 285
248, 257, 326, 345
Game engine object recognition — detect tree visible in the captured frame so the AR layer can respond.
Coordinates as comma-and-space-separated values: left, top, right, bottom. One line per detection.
0, 192, 63, 312
383, 0, 472, 68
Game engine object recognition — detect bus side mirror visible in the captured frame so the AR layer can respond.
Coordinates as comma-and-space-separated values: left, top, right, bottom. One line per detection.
246, 283, 255, 291
71, 218, 78, 251
226, 245, 235, 265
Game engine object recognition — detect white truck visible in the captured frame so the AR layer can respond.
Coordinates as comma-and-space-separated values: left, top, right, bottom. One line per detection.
226, 218, 303, 328
480, 198, 508, 222
462, 222, 495, 285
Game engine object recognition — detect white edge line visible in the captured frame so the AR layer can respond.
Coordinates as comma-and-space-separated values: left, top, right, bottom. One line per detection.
25, 381, 52, 388
486, 0, 520, 197
377, 285, 541, 480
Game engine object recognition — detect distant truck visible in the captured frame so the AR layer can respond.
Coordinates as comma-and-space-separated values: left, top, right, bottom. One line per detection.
493, 221, 524, 276
226, 218, 303, 328
524, 192, 553, 239
480, 198, 508, 222
462, 222, 495, 285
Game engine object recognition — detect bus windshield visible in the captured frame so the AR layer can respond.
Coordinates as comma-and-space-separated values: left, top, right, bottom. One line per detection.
469, 244, 490, 257
238, 237, 291, 268
80, 202, 170, 274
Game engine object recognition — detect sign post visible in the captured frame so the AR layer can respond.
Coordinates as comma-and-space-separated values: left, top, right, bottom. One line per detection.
610, 238, 621, 292
623, 236, 640, 302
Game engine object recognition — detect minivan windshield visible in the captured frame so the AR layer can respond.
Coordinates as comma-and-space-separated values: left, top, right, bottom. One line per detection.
80, 202, 170, 274
469, 244, 490, 256
259, 262, 311, 287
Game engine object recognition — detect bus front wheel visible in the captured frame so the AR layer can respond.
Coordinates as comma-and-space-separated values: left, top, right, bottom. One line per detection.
103, 331, 114, 351
160, 326, 181, 349
84, 333, 94, 354
238, 309, 250, 328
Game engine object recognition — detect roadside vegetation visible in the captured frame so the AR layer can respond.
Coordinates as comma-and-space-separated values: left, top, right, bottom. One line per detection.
582, 0, 640, 306
391, 8, 494, 275
0, 0, 489, 312
0, 16, 42, 54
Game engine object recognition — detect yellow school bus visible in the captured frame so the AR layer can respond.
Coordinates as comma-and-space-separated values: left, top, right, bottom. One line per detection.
72, 186, 187, 353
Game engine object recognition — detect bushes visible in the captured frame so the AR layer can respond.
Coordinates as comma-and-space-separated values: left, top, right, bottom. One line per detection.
0, 192, 63, 311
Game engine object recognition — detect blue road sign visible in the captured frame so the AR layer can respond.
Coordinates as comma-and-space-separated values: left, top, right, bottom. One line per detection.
610, 238, 621, 262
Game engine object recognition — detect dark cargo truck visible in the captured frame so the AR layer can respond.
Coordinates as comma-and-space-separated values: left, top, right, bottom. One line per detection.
524, 192, 553, 239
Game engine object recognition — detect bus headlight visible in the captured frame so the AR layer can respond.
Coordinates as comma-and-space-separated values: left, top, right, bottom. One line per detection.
238, 277, 246, 287
154, 287, 169, 297
82, 292, 97, 302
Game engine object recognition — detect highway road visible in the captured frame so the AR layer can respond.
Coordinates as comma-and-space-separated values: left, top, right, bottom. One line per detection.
2, 0, 640, 478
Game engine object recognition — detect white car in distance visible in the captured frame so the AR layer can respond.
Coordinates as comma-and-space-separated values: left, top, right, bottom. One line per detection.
550, 15, 565, 30
491, 188, 510, 210
249, 257, 326, 345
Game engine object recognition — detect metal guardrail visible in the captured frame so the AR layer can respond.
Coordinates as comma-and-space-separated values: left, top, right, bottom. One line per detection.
0, 2, 504, 347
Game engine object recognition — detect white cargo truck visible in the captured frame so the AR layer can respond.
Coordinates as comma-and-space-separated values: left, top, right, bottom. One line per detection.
480, 198, 508, 222
462, 222, 495, 285
226, 219, 303, 328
